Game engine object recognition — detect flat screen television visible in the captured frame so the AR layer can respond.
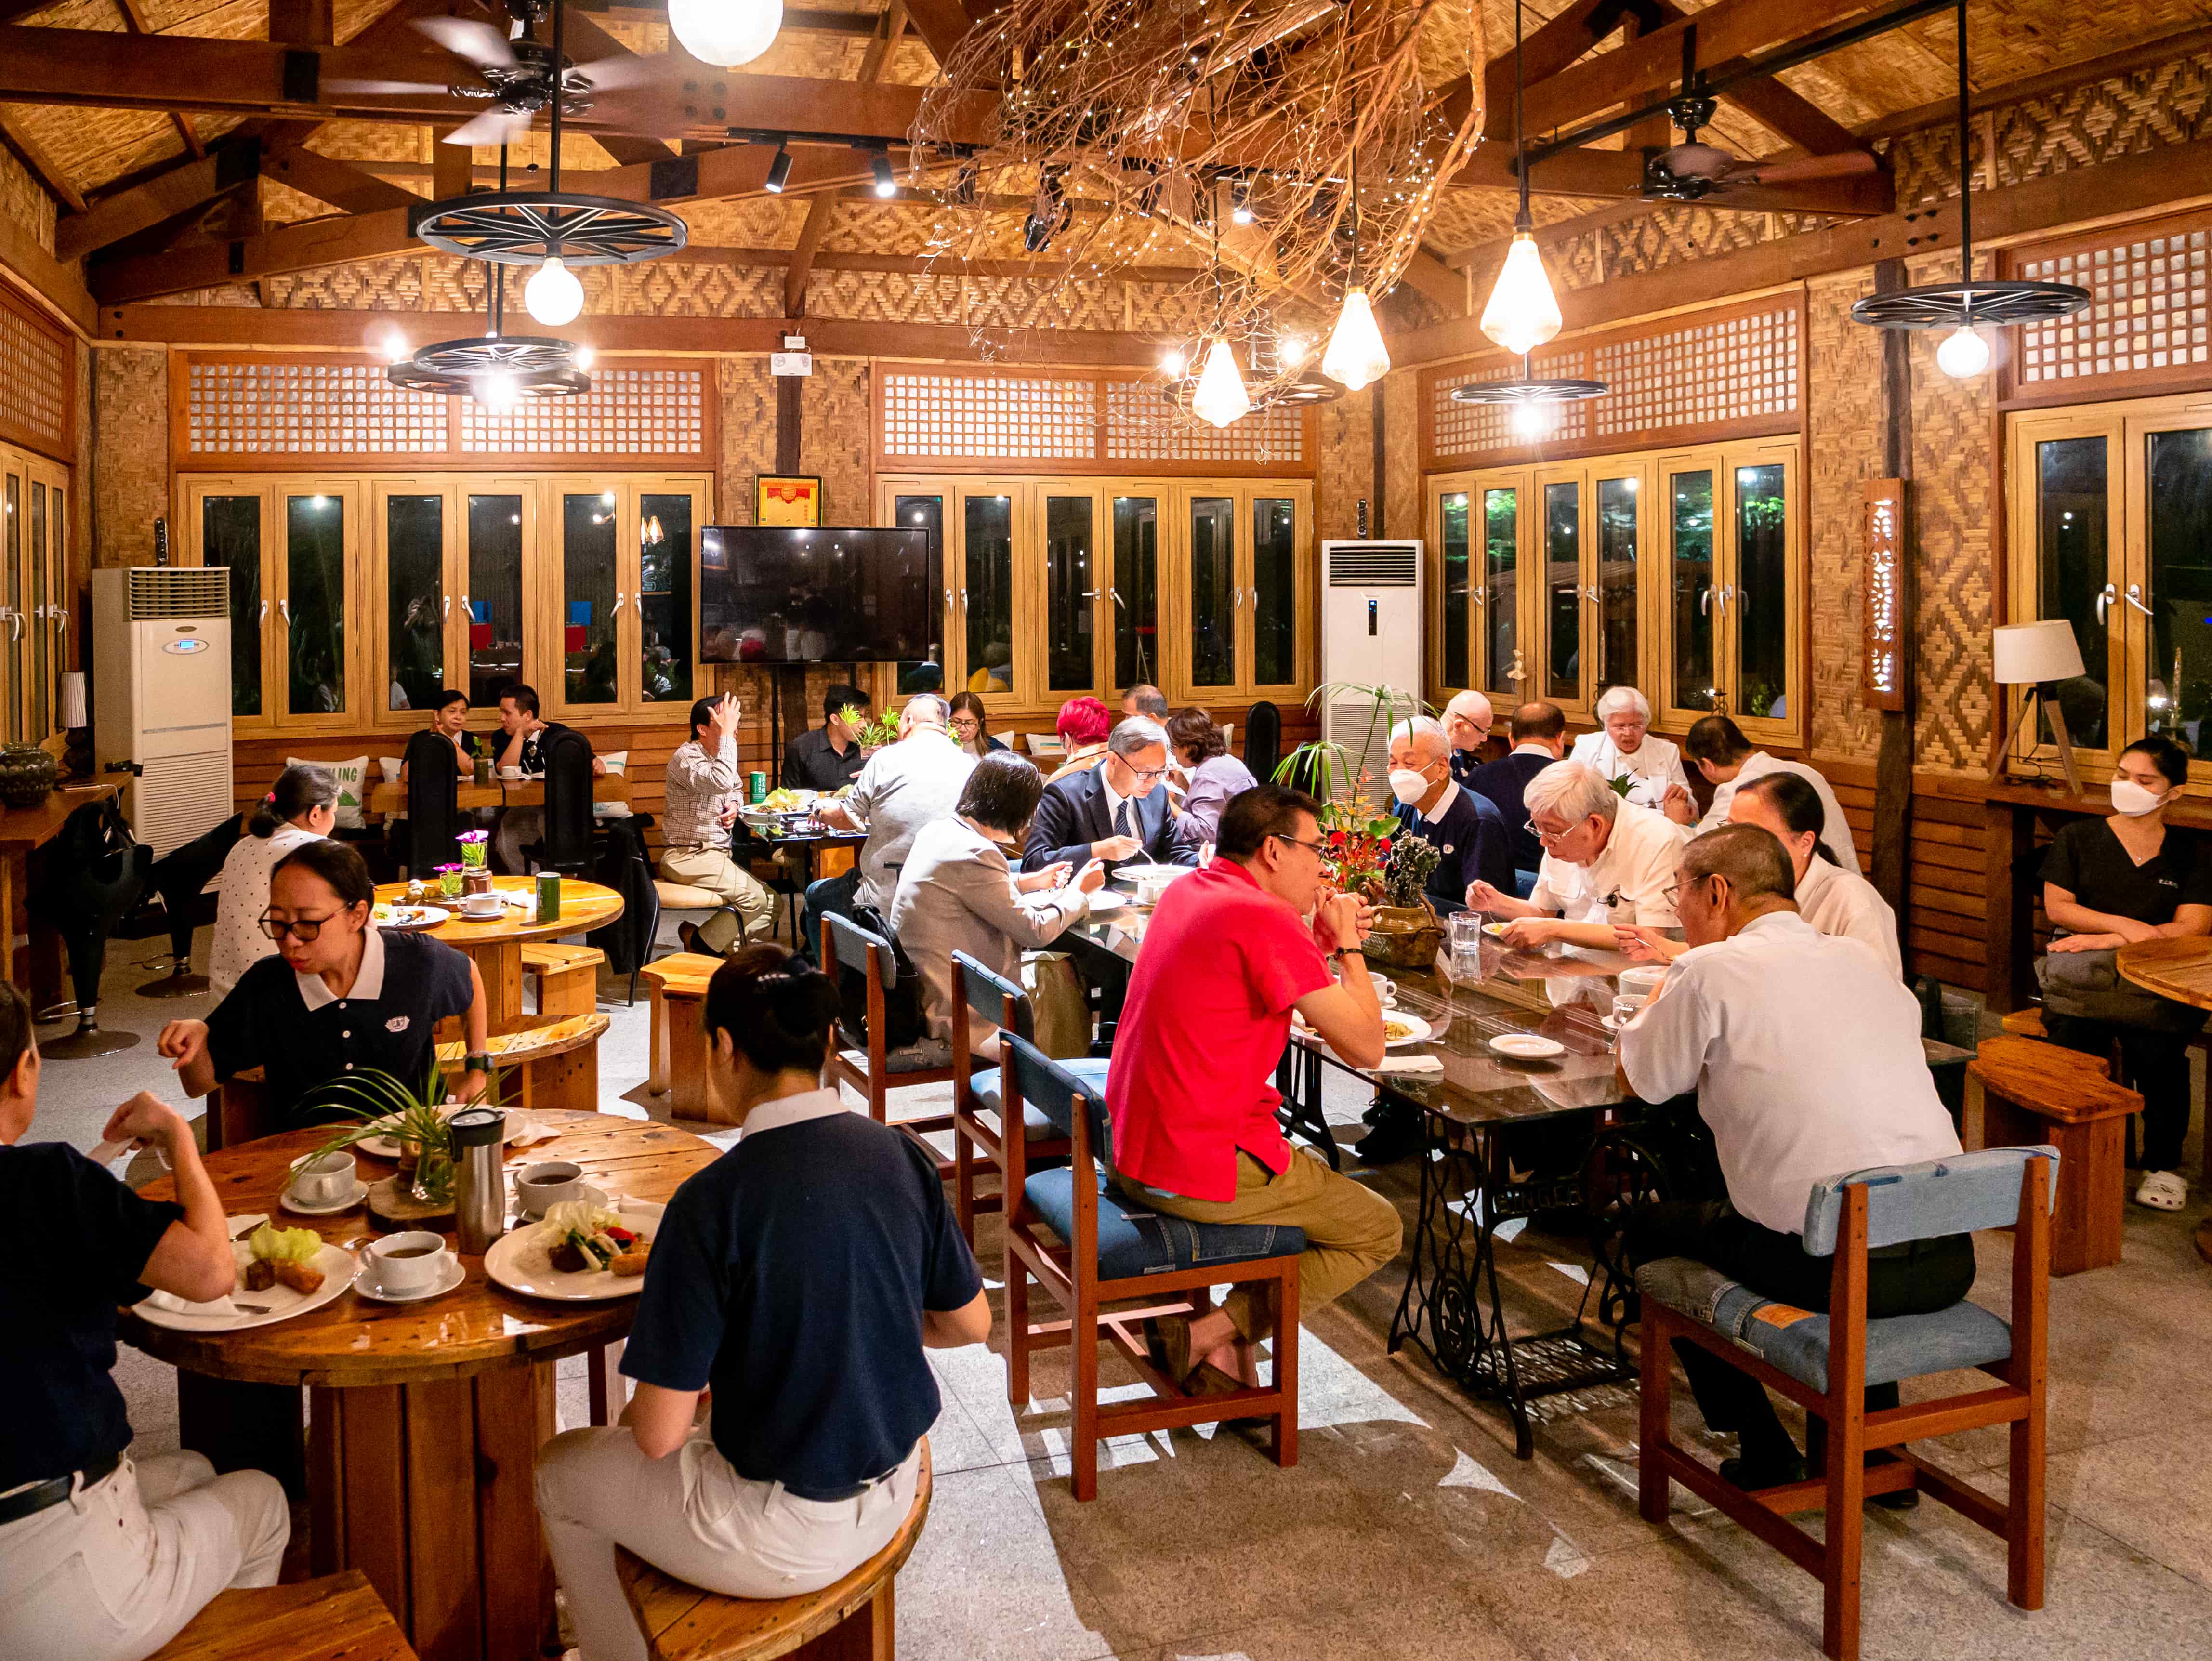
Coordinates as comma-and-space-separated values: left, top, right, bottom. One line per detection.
698, 526, 940, 666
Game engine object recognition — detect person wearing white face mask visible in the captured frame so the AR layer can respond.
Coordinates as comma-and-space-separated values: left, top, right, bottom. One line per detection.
1385, 717, 1514, 914
2039, 734, 2212, 1213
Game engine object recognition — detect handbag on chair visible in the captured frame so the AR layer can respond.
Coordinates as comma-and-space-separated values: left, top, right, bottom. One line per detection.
2035, 940, 2207, 1034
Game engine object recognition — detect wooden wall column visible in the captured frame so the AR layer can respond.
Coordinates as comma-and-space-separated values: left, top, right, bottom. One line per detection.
1872, 258, 1916, 940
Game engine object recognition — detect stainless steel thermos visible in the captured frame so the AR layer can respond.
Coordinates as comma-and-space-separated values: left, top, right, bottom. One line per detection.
449, 1107, 507, 1255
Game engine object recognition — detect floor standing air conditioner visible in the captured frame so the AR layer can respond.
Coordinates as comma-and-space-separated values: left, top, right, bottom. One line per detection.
92, 567, 234, 857
1318, 539, 1423, 809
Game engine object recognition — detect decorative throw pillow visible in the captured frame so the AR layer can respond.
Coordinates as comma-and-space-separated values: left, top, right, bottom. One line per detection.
289, 755, 369, 830
594, 750, 630, 820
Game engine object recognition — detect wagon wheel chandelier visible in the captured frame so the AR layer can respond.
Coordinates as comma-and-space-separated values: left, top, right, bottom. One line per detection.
1455, 0, 1607, 430
1849, 0, 2089, 376
409, 0, 686, 330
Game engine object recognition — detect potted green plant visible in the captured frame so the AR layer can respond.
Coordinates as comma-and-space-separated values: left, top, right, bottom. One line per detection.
300, 1056, 506, 1205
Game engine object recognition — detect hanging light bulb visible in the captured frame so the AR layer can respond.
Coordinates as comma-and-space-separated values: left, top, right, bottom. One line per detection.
1279, 333, 1309, 367
1510, 399, 1550, 441
474, 369, 520, 413
1480, 234, 1563, 357
1322, 287, 1390, 392
1191, 338, 1251, 428
1935, 324, 1991, 379
524, 255, 584, 326
573, 344, 595, 370
668, 0, 783, 67
1159, 347, 1186, 378
869, 148, 897, 199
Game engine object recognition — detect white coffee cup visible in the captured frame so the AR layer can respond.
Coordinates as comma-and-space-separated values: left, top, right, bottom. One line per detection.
514, 1160, 583, 1216
369, 1230, 451, 1295
1617, 964, 1667, 1001
463, 891, 502, 917
291, 1150, 356, 1205
498, 766, 523, 780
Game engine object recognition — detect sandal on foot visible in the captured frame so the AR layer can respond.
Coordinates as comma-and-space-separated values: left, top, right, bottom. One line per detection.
2135, 1170, 2187, 1212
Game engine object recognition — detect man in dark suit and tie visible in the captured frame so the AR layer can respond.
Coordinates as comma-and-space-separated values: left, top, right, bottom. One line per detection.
1022, 717, 1198, 875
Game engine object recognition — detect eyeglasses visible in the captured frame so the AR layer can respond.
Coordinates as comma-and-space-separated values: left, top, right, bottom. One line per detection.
1524, 817, 1574, 846
1662, 874, 1720, 907
1270, 832, 1328, 856
260, 910, 344, 942
1125, 765, 1169, 784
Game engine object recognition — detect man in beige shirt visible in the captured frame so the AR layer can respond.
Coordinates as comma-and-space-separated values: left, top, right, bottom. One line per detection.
661, 695, 774, 954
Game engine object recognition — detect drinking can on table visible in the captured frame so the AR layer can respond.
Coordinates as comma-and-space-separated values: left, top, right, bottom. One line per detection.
749, 771, 767, 803
537, 872, 560, 923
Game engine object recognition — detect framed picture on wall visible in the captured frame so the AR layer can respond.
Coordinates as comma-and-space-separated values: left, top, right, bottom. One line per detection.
757, 474, 822, 526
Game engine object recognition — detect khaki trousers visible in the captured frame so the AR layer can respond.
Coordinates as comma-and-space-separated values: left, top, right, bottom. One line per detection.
659, 846, 776, 947
1119, 1149, 1403, 1342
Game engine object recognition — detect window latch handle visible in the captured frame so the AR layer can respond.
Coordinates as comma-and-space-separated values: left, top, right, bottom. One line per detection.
2125, 583, 2155, 617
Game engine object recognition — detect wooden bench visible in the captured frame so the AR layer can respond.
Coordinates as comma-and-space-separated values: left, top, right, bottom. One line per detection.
521, 940, 606, 1020
1968, 1033, 2140, 1275
615, 1441, 931, 1661
147, 1570, 415, 1661
640, 952, 724, 1124
435, 1011, 610, 1112
2000, 1007, 2048, 1040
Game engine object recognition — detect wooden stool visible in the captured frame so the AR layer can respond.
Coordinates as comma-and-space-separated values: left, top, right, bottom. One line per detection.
614, 1441, 931, 1661
147, 1570, 416, 1661
436, 1012, 610, 1112
1991, 1004, 2212, 1190
640, 953, 723, 1124
521, 941, 606, 1020
1969, 1034, 2140, 1275
1999, 1007, 2048, 1040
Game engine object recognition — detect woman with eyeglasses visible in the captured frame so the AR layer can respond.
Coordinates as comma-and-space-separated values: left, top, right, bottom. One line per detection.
158, 840, 489, 1126
208, 764, 338, 995
946, 691, 1011, 761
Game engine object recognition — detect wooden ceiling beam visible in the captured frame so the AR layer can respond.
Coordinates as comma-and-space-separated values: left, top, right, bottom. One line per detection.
0, 202, 97, 334
786, 0, 904, 316
58, 142, 263, 262
567, 1, 886, 35
116, 0, 209, 160
1481, 0, 1618, 143
0, 111, 84, 212
265, 145, 420, 214
557, 8, 676, 166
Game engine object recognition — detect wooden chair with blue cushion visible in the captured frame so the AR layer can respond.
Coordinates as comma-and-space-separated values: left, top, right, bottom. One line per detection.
1000, 1033, 1302, 1501
947, 949, 1094, 1243
1635, 1145, 2057, 1661
821, 910, 959, 1173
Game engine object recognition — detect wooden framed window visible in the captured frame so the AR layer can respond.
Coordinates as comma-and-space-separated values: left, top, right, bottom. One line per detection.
0, 442, 70, 744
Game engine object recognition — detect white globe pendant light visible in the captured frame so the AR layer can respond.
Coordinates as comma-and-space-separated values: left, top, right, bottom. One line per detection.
1191, 338, 1251, 428
669, 0, 784, 68
1934, 324, 1990, 379
1480, 233, 1563, 357
1322, 287, 1390, 392
524, 255, 584, 326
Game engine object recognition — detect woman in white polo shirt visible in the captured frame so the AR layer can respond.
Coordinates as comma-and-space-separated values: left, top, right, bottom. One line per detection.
208, 764, 336, 994
1568, 686, 1693, 820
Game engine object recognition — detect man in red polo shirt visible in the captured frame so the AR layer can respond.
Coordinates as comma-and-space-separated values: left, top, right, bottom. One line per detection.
1107, 783, 1402, 1391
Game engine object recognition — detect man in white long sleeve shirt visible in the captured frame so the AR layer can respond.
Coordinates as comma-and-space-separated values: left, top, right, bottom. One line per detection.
661, 695, 774, 953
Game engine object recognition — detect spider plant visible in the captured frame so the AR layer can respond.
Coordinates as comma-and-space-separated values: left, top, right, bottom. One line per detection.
302, 1055, 510, 1204
1270, 681, 1431, 804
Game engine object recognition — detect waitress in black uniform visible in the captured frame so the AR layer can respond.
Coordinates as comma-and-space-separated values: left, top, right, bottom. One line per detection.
158, 840, 491, 1123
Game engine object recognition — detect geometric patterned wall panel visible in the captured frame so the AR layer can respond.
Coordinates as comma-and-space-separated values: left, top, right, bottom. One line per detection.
184, 359, 445, 457
0, 282, 73, 461
1102, 381, 1305, 466
458, 367, 705, 457
2008, 209, 2212, 394
1431, 348, 1595, 456
1805, 268, 1888, 767
880, 369, 1096, 461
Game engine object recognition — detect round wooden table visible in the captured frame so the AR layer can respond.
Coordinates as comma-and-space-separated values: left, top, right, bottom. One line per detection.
122, 1113, 717, 1661
2115, 937, 2212, 1008
376, 875, 624, 1035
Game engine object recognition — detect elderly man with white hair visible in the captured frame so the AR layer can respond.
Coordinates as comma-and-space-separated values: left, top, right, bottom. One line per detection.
806, 693, 977, 952
1568, 686, 1694, 821
1468, 759, 1691, 949
1386, 716, 1513, 912
1442, 689, 1495, 787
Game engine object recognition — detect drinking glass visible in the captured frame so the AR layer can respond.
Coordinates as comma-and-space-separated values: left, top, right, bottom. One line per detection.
1448, 912, 1484, 955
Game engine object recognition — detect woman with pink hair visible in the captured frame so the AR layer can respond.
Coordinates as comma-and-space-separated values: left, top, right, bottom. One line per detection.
1047, 696, 1113, 783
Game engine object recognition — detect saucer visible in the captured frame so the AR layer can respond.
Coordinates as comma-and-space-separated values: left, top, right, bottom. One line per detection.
280, 1179, 369, 1215
352, 1253, 466, 1304
1488, 1032, 1565, 1060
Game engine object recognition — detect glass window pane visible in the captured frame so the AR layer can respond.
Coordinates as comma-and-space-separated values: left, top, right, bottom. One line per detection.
1045, 495, 1095, 693
1254, 498, 1297, 686
202, 496, 261, 719
1734, 464, 1788, 720
29, 480, 46, 738
1112, 497, 1159, 692
1439, 492, 1470, 688
285, 493, 345, 715
2034, 438, 2109, 750
1482, 487, 1518, 699
894, 494, 946, 695
962, 494, 1013, 693
561, 490, 619, 705
1189, 496, 1237, 688
384, 493, 443, 713
2, 473, 16, 741
639, 493, 693, 704
1670, 470, 1715, 712
1596, 476, 1638, 699
1544, 481, 1580, 701
2146, 429, 2212, 747
467, 495, 524, 709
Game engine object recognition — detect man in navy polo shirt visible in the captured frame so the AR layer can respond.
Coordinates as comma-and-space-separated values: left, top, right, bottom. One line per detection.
535, 946, 988, 1661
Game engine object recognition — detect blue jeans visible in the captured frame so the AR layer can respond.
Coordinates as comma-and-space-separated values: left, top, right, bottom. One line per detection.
800, 869, 858, 963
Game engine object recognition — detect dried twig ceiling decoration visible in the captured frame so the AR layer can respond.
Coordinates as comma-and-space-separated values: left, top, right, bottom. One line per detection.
910, 0, 1485, 424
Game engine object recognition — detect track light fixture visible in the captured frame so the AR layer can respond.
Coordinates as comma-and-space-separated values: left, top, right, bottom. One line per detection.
1229, 182, 1253, 225
870, 147, 897, 198
764, 142, 792, 193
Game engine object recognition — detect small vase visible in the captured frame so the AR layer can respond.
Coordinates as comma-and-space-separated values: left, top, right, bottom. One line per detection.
0, 743, 57, 809
408, 1150, 454, 1206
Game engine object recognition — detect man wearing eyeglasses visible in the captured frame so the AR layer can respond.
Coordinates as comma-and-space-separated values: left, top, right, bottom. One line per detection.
1021, 717, 1198, 877
1467, 759, 1690, 949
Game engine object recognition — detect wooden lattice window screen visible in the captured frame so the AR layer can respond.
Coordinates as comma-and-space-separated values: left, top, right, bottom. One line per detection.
459, 367, 704, 455
880, 370, 1097, 461
186, 361, 445, 458
1102, 381, 1306, 464
0, 286, 73, 461
1432, 349, 1596, 456
2010, 213, 2212, 396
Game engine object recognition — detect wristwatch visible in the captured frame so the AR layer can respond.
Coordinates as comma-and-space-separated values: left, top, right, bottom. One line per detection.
463, 1052, 492, 1074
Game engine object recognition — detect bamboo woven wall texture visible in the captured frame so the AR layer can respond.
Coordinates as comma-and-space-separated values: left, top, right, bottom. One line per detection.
801, 356, 872, 525
92, 346, 168, 567
1384, 368, 1420, 543
717, 356, 777, 525
0, 144, 54, 257
1806, 268, 1888, 766
1317, 386, 1374, 542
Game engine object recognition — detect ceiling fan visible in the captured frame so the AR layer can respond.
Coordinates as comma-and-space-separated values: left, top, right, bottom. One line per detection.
325, 0, 668, 149
1639, 24, 1879, 203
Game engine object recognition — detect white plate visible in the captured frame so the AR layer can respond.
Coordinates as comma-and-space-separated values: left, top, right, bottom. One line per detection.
280, 1179, 369, 1215
1380, 1013, 1433, 1048
514, 1181, 607, 1222
133, 1241, 356, 1333
371, 904, 450, 932
352, 1253, 467, 1305
1115, 862, 1190, 884
1489, 1032, 1565, 1060
484, 1199, 666, 1302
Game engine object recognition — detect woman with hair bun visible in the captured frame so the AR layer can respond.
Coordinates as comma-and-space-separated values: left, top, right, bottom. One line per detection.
533, 944, 991, 1658
207, 764, 338, 994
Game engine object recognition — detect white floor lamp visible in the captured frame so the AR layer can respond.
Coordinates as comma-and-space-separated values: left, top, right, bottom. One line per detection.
1992, 620, 2089, 797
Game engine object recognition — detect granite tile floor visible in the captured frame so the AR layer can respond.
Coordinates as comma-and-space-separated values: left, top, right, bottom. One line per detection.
30, 928, 2212, 1660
